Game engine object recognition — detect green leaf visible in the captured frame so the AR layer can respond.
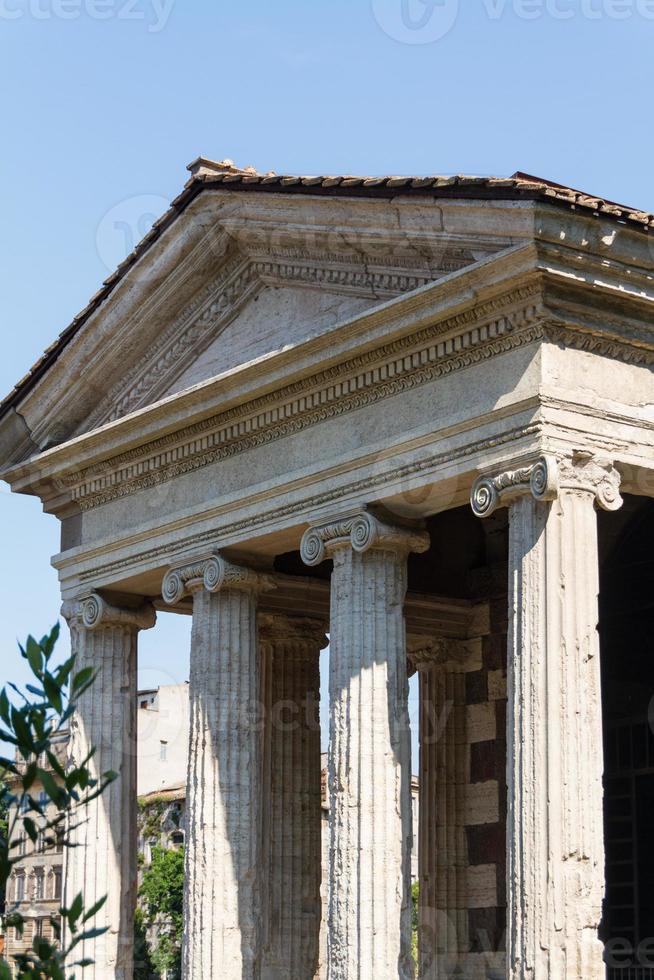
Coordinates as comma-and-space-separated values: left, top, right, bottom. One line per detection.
82, 894, 107, 922
11, 706, 34, 753
79, 925, 109, 940
71, 667, 95, 695
22, 761, 38, 791
0, 689, 10, 726
23, 816, 38, 842
38, 768, 63, 805
68, 891, 84, 928
43, 622, 61, 657
43, 673, 63, 714
24, 635, 44, 676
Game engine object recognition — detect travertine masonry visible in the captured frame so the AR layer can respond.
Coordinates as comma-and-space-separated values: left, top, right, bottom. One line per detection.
163, 553, 274, 980
302, 511, 429, 980
472, 452, 623, 980
63, 594, 155, 980
259, 615, 326, 980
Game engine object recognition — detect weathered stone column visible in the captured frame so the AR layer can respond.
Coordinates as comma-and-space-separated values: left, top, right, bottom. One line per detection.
412, 643, 468, 980
62, 593, 156, 980
259, 615, 326, 980
162, 552, 274, 980
301, 510, 429, 980
471, 451, 622, 980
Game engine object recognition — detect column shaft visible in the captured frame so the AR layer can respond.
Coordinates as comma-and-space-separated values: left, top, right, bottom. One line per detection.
184, 585, 262, 979
328, 545, 413, 980
471, 453, 623, 979
507, 489, 605, 979
64, 597, 154, 980
261, 618, 324, 980
418, 665, 467, 979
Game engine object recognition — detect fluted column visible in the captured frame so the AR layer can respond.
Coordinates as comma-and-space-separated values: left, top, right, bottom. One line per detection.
471, 451, 623, 980
162, 552, 274, 980
412, 643, 468, 980
62, 593, 156, 980
260, 615, 326, 980
301, 510, 429, 980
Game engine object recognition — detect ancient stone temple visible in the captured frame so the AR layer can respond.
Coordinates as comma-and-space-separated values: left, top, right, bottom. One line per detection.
1, 159, 653, 980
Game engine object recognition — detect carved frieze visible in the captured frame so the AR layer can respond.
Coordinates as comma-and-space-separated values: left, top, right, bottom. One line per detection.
59, 287, 545, 510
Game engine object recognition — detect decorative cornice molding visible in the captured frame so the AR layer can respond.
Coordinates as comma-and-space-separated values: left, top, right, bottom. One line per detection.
470, 451, 623, 518
58, 287, 545, 510
61, 593, 156, 631
544, 323, 654, 367
86, 253, 256, 430
162, 551, 275, 605
85, 250, 459, 432
62, 422, 538, 593
300, 510, 429, 566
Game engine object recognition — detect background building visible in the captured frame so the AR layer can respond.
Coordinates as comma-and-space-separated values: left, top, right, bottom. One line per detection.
3, 733, 67, 974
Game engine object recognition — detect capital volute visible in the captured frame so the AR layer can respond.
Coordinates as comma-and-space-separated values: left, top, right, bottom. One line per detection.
471, 451, 623, 519
162, 551, 276, 606
300, 509, 430, 567
61, 593, 156, 632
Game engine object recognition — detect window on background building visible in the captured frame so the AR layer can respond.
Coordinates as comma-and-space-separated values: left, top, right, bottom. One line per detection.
34, 869, 45, 900
170, 830, 184, 846
34, 919, 43, 939
38, 790, 48, 811
19, 796, 30, 814
16, 833, 26, 856
54, 829, 64, 853
160, 740, 168, 762
15, 875, 25, 902
53, 869, 62, 900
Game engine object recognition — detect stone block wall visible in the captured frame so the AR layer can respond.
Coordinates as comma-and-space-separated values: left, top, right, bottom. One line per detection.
418, 596, 508, 979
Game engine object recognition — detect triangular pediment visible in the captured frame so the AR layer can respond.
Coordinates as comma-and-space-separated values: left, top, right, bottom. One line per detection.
2, 187, 533, 459
87, 246, 479, 430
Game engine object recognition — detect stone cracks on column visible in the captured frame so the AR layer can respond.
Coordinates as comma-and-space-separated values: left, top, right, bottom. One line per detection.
470, 451, 623, 980
162, 552, 274, 980
301, 510, 428, 980
62, 593, 155, 980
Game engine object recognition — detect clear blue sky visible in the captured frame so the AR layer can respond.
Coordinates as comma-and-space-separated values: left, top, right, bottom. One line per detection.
1, 0, 653, 760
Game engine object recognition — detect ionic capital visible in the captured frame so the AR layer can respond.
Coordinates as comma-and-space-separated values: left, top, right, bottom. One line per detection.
61, 593, 156, 632
162, 551, 275, 605
259, 614, 328, 651
300, 510, 429, 567
471, 451, 623, 519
